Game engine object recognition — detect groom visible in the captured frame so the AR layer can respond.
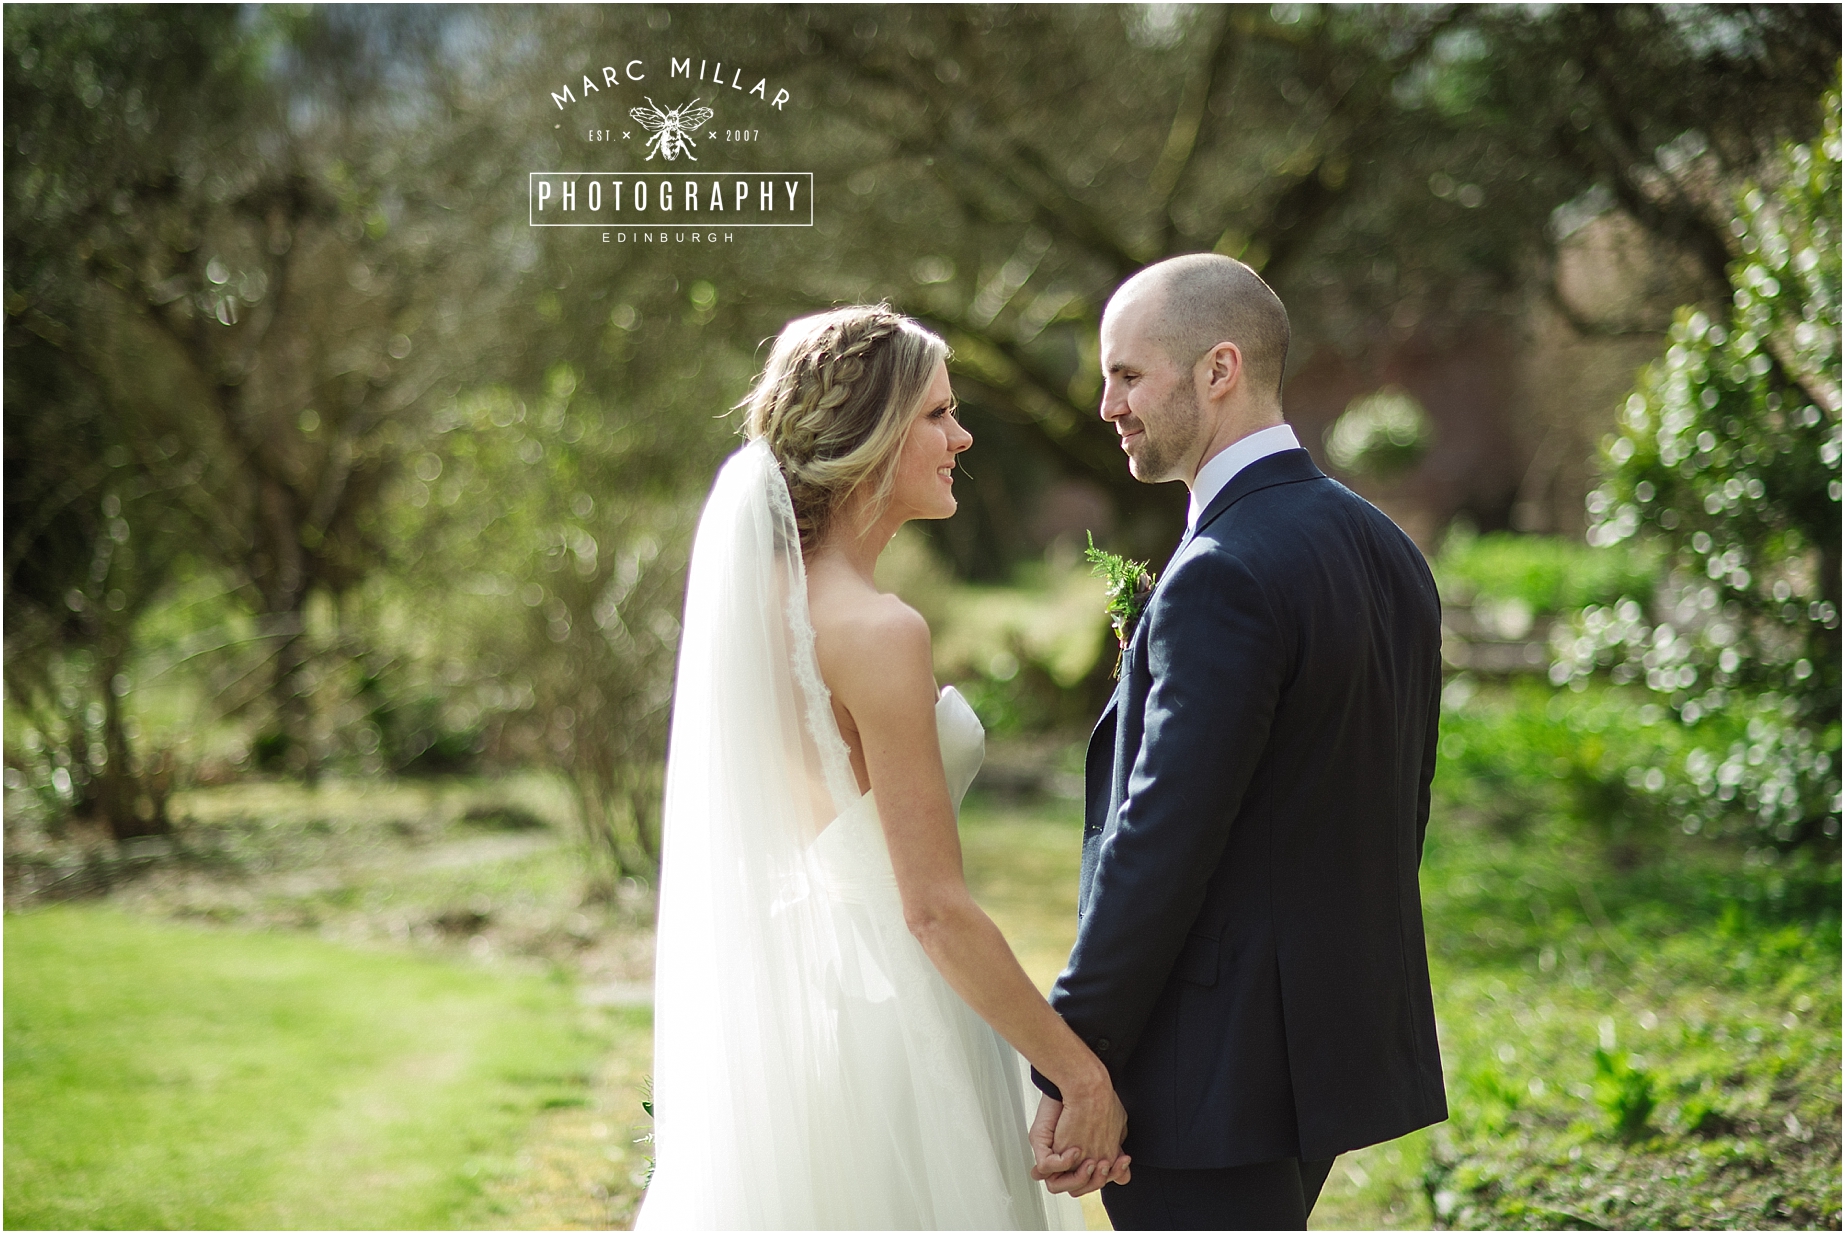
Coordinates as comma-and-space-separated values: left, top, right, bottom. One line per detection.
1030, 254, 1447, 1229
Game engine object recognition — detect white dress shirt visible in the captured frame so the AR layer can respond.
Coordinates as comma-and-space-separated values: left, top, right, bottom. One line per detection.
1187, 423, 1302, 530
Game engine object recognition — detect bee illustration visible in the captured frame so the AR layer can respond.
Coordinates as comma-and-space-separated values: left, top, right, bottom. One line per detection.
629, 97, 716, 162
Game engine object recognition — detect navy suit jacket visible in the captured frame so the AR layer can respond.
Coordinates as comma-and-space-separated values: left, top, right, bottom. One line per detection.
1035, 448, 1447, 1168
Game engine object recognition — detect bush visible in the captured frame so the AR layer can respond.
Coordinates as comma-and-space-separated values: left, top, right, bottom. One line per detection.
1436, 678, 1697, 863
1435, 527, 1660, 616
1554, 88, 1841, 850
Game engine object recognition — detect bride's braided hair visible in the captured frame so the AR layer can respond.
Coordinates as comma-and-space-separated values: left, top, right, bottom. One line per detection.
742, 304, 948, 553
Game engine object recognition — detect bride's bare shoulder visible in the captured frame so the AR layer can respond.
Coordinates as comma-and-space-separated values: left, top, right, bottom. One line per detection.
812, 583, 930, 661
809, 572, 932, 692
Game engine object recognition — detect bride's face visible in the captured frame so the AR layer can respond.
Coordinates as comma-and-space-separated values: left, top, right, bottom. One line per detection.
888, 359, 971, 522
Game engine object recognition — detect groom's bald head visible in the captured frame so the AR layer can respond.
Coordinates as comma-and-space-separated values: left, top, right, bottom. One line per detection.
1109, 254, 1290, 402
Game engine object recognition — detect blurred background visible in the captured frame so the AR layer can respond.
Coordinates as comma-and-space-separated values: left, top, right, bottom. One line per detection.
4, 5, 1839, 1230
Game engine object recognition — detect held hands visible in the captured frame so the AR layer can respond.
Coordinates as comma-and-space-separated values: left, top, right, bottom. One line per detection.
1028, 1092, 1132, 1197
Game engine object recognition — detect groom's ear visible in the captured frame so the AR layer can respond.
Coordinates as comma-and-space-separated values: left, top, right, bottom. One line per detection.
1202, 340, 1243, 399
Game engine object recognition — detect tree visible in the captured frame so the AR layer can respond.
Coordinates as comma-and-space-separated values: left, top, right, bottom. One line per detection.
5, 7, 759, 876
6, 7, 539, 782
10, 4, 1836, 872
704, 5, 1838, 574
1555, 88, 1841, 848
1, 344, 194, 841
368, 349, 745, 882
4, 6, 256, 837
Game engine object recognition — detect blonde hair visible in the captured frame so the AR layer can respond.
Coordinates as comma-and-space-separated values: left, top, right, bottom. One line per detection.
741, 304, 948, 553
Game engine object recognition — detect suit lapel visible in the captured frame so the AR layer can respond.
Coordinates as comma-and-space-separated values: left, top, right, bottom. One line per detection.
1085, 450, 1325, 895
1100, 449, 1324, 830
1191, 448, 1325, 540
1088, 687, 1119, 746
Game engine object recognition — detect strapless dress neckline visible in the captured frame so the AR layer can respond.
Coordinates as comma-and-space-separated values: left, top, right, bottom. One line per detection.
810, 685, 985, 897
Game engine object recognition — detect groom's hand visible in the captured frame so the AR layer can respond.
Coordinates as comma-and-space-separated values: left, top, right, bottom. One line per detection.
1030, 1093, 1132, 1197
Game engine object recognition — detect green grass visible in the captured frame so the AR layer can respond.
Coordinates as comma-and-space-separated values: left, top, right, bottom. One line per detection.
1313, 692, 1841, 1232
1431, 528, 1659, 614
1405, 815, 1839, 1231
962, 793, 1085, 994
5, 903, 626, 1230
961, 754, 1841, 1232
8, 740, 1836, 1232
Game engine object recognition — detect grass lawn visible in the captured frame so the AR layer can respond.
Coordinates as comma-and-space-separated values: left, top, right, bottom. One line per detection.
5, 901, 637, 1230
961, 786, 1841, 1232
7, 768, 1835, 1231
962, 793, 1086, 994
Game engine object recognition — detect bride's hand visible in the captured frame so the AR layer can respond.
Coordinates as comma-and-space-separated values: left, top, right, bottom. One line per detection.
1028, 1094, 1082, 1179
1040, 1082, 1131, 1196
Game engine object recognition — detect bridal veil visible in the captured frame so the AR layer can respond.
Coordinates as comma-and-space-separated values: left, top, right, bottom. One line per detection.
638, 440, 1077, 1231
640, 439, 865, 1228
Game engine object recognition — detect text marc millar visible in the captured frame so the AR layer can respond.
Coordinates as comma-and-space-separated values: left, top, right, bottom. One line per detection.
550, 57, 789, 111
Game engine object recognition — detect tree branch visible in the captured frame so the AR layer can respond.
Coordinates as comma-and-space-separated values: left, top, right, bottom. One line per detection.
1152, 9, 1243, 254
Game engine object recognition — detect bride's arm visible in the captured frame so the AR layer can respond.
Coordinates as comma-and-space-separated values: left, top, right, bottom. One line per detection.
821, 598, 1130, 1183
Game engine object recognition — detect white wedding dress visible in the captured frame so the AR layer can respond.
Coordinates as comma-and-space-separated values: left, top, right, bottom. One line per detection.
636, 442, 1082, 1230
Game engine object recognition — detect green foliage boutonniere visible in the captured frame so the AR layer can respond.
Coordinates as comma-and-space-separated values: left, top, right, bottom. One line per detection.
1085, 532, 1155, 679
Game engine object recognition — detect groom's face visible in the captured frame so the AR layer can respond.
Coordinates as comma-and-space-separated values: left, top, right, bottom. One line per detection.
1099, 291, 1203, 484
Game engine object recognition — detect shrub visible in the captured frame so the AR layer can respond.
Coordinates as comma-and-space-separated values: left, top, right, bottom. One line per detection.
1435, 526, 1659, 616
1554, 88, 1841, 849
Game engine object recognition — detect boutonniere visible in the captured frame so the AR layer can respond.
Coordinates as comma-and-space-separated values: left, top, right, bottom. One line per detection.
1085, 532, 1155, 680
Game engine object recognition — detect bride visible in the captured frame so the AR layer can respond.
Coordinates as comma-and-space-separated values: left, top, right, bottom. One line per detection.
636, 306, 1129, 1229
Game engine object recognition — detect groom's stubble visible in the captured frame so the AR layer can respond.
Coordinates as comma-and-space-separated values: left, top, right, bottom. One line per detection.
1102, 253, 1291, 488
1126, 376, 1204, 485
1102, 284, 1211, 487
